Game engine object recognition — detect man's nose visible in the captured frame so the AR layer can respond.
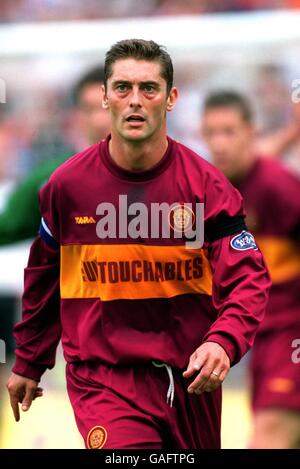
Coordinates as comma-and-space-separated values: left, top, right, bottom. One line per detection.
129, 87, 142, 108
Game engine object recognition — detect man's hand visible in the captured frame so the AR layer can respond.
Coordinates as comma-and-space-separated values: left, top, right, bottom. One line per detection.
6, 373, 43, 422
182, 342, 230, 394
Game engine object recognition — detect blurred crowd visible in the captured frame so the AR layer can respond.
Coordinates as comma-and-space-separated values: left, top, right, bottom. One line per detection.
1, 0, 300, 23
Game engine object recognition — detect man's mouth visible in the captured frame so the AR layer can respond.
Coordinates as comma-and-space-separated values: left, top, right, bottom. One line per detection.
126, 115, 146, 122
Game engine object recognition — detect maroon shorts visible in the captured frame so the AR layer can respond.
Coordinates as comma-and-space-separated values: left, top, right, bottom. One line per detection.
66, 361, 221, 449
249, 327, 300, 412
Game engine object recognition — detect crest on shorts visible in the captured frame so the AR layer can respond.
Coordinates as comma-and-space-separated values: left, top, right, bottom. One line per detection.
87, 425, 107, 449
169, 204, 195, 233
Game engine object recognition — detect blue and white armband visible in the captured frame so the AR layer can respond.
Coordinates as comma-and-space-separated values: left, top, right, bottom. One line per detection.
39, 217, 59, 249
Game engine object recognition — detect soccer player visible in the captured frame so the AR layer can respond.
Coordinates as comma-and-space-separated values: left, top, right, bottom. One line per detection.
7, 39, 270, 449
201, 90, 300, 449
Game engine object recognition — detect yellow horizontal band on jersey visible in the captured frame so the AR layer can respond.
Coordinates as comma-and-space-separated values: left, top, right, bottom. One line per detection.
255, 236, 300, 284
60, 244, 212, 301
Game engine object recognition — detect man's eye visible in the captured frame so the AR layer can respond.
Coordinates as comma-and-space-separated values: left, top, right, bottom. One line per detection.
143, 85, 155, 92
225, 128, 236, 136
117, 84, 128, 92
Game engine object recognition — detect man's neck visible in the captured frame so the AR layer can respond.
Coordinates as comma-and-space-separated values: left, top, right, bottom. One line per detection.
109, 130, 168, 172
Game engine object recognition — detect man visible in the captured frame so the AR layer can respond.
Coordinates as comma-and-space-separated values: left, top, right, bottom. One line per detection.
7, 40, 270, 449
201, 90, 300, 448
0, 66, 110, 245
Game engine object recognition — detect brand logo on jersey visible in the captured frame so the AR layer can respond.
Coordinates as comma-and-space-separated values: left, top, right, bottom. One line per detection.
169, 204, 195, 233
87, 425, 107, 449
230, 231, 257, 251
75, 216, 96, 225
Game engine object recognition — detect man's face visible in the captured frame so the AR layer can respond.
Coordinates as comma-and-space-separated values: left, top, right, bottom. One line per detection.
202, 107, 253, 180
103, 58, 177, 143
77, 83, 111, 144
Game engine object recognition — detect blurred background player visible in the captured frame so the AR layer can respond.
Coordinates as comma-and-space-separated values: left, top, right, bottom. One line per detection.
201, 90, 300, 448
0, 66, 110, 245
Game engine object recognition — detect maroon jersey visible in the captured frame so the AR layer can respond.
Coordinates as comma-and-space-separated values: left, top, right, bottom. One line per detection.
13, 136, 270, 381
236, 157, 300, 332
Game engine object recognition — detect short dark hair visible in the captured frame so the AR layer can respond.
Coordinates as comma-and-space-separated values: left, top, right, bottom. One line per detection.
73, 66, 105, 104
203, 90, 253, 123
104, 39, 173, 95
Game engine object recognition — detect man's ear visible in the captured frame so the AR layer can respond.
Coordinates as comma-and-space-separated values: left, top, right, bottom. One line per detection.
102, 84, 109, 109
166, 86, 178, 112
102, 98, 109, 110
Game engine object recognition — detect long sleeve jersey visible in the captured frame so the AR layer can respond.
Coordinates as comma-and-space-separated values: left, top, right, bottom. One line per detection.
12, 136, 270, 382
235, 157, 300, 332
